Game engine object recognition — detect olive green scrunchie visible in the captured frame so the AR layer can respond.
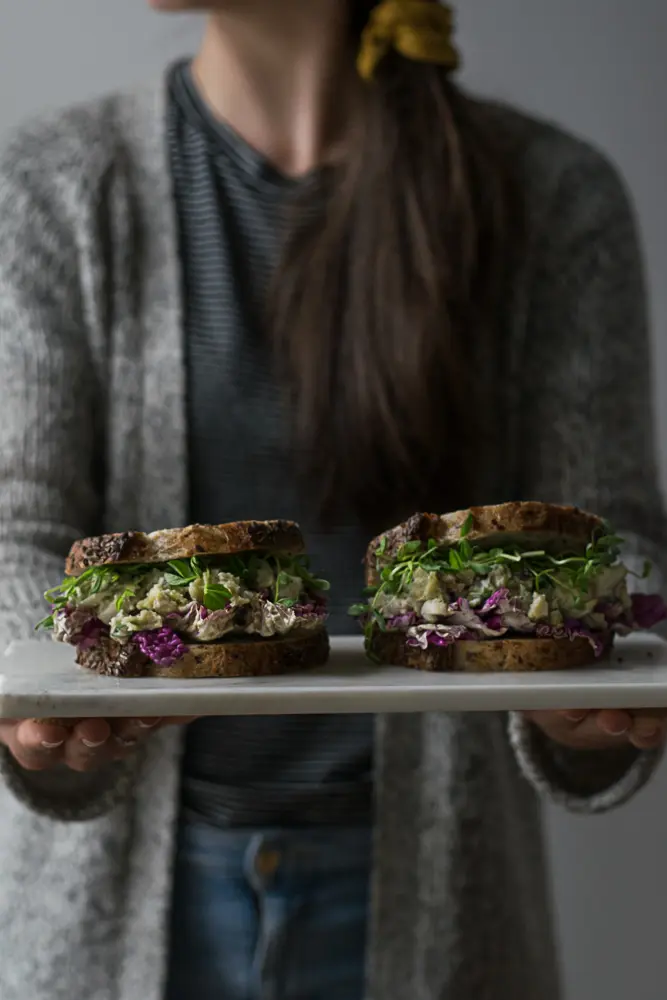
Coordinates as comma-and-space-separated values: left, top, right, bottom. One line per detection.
357, 0, 461, 80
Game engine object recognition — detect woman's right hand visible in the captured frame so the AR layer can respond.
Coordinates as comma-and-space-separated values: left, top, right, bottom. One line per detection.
0, 717, 197, 772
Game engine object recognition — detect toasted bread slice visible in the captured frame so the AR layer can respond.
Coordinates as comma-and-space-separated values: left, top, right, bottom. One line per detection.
367, 627, 612, 673
365, 502, 605, 587
66, 520, 305, 575
72, 628, 329, 679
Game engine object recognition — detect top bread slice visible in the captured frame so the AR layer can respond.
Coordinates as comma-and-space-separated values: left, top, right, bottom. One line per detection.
66, 520, 305, 575
365, 502, 605, 586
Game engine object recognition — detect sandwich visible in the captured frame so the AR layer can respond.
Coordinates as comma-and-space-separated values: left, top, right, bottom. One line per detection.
38, 521, 330, 678
350, 502, 667, 672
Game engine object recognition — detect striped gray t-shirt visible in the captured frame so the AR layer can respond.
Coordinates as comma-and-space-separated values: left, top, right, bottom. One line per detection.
168, 61, 374, 827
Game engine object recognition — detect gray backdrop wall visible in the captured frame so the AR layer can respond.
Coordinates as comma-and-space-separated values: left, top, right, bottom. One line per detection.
0, 3, 665, 998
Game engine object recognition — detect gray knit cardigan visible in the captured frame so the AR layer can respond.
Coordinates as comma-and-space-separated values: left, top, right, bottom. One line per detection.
0, 76, 665, 1000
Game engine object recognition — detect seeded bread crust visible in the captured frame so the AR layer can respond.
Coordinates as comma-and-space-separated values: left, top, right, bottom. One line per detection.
367, 627, 612, 673
72, 627, 329, 679
65, 520, 305, 574
365, 502, 606, 587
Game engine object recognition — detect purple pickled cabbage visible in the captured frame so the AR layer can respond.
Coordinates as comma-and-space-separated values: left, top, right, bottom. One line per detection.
291, 600, 329, 633
407, 624, 470, 650
631, 593, 667, 630
430, 633, 456, 647
536, 623, 564, 640
536, 621, 606, 658
564, 620, 607, 657
168, 601, 203, 631
133, 627, 189, 667
443, 599, 506, 637
480, 589, 510, 616
77, 617, 111, 650
54, 607, 109, 648
295, 602, 328, 621
196, 607, 237, 641
438, 594, 517, 636
485, 614, 503, 632
386, 612, 420, 631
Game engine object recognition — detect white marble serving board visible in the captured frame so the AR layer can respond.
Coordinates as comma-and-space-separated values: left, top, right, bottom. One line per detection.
2, 634, 667, 718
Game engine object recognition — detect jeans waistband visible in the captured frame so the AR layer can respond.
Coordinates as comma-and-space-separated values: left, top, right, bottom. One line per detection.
176, 820, 373, 878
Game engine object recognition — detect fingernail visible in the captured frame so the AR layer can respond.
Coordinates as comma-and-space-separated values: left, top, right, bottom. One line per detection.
81, 738, 107, 749
114, 735, 138, 748
137, 719, 161, 729
41, 740, 65, 749
564, 711, 587, 723
604, 724, 630, 736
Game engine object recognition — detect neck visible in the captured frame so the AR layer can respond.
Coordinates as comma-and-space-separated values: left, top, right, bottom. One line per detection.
193, 2, 360, 177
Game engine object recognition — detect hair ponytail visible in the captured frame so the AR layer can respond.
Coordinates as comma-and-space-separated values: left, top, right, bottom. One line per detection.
271, 0, 519, 529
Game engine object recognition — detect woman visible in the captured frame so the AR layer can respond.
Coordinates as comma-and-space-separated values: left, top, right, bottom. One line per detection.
0, 1, 665, 998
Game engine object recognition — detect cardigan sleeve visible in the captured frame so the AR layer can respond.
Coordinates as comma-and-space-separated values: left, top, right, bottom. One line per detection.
0, 133, 138, 820
507, 142, 667, 812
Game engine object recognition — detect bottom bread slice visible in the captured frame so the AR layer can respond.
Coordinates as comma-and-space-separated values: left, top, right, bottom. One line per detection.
367, 628, 612, 673
72, 628, 330, 679
147, 629, 330, 679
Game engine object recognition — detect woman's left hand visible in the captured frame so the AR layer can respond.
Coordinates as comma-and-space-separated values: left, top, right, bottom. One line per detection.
523, 709, 667, 751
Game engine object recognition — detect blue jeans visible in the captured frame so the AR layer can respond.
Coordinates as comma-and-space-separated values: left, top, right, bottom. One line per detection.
165, 822, 371, 1000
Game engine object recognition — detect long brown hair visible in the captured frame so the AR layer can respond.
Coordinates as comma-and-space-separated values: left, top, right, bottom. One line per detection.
271, 0, 518, 530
